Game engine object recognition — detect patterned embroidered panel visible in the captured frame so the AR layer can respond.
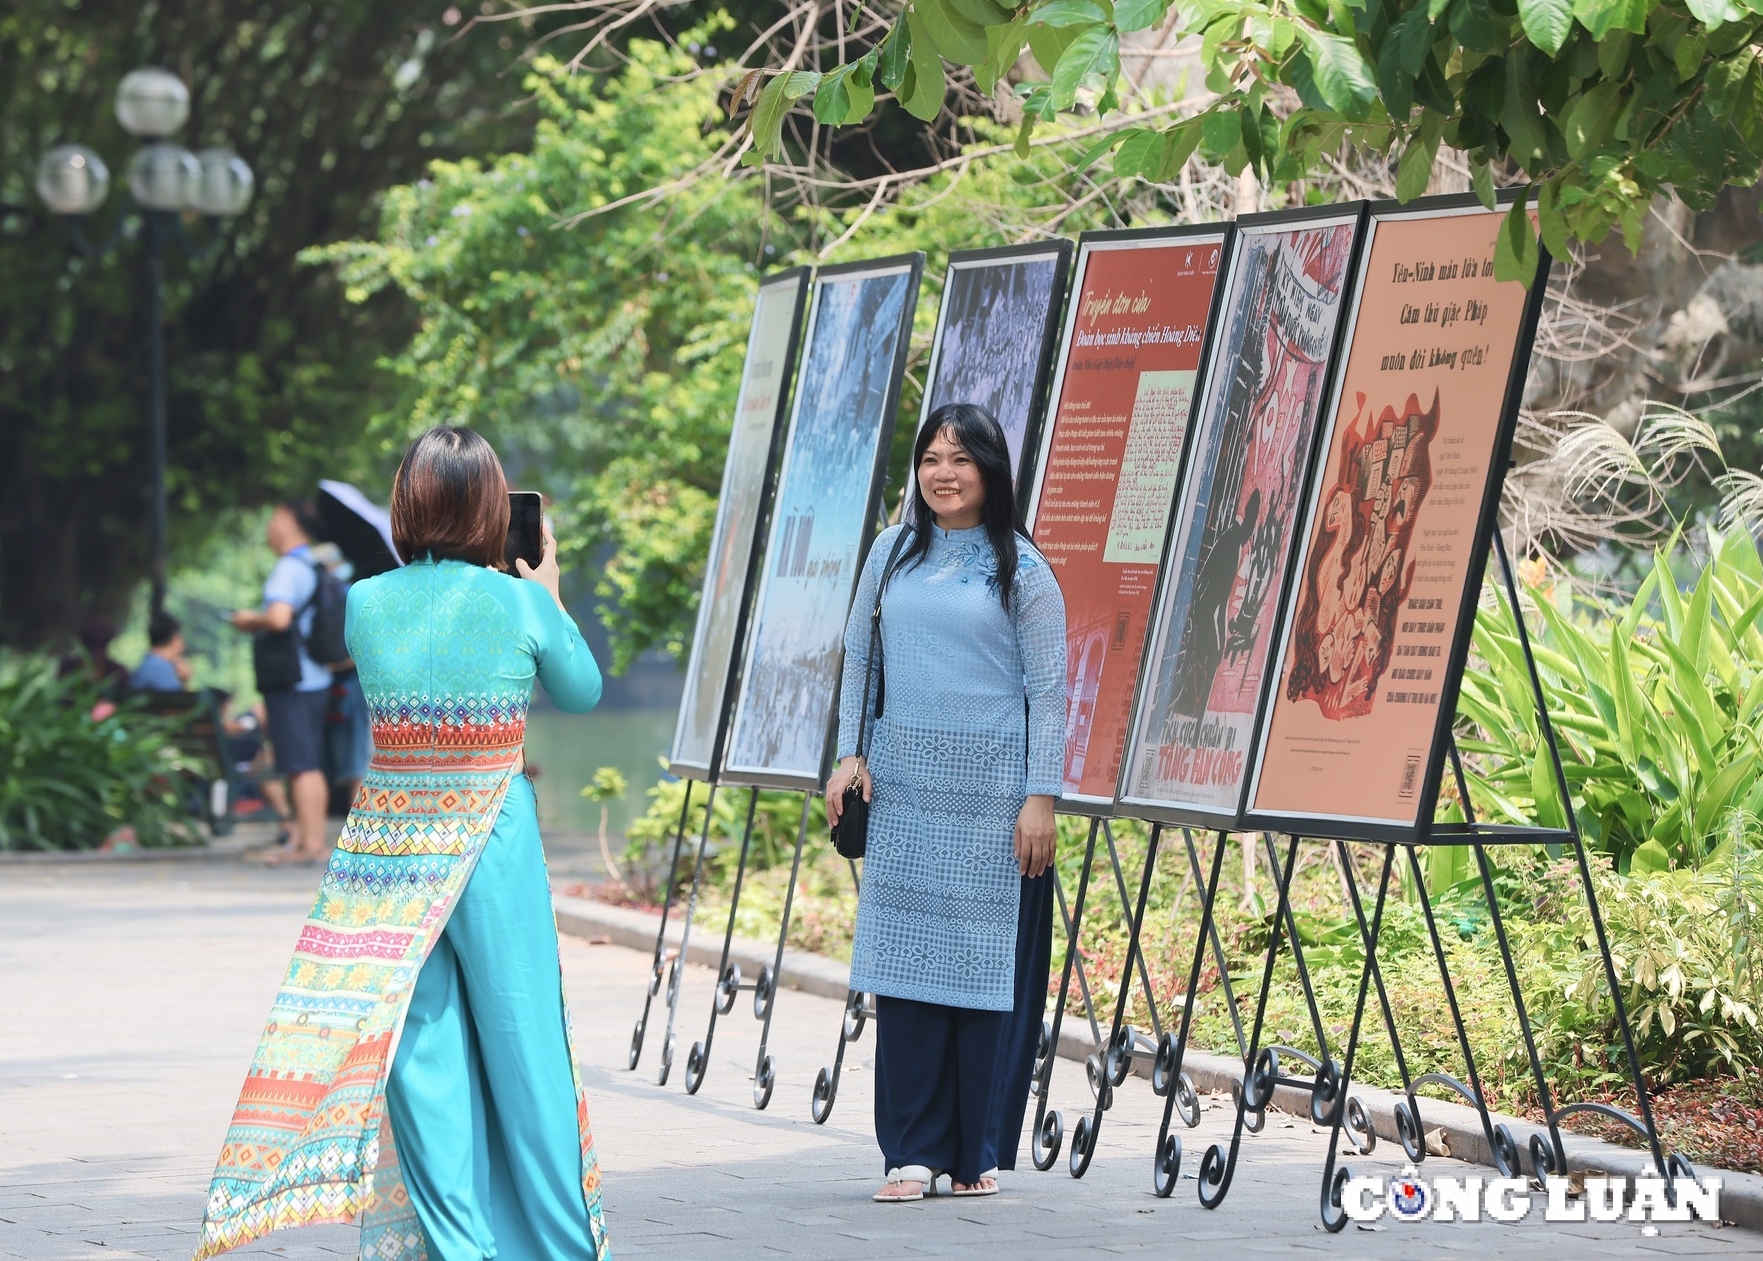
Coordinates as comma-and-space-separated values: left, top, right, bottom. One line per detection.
194, 561, 611, 1261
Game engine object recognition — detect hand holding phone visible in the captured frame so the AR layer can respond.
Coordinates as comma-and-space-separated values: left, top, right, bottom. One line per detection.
505, 492, 544, 572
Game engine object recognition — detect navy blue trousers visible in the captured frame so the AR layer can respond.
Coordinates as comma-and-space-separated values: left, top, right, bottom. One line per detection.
873, 871, 1053, 1183
986, 870, 1053, 1171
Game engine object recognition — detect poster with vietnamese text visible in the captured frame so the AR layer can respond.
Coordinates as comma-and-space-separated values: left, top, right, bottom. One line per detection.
1118, 208, 1362, 825
1246, 199, 1545, 840
1025, 226, 1229, 812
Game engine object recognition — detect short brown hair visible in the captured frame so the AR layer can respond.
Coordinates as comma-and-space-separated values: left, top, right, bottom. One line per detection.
390, 426, 510, 568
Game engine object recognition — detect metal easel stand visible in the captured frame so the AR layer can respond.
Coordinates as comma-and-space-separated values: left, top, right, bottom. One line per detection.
652, 783, 732, 1086
810, 855, 871, 1124
1311, 528, 1691, 1230
1149, 829, 1253, 1196
628, 781, 698, 1071
749, 794, 816, 1109
1028, 818, 1106, 1170
1067, 820, 1169, 1177
684, 789, 763, 1094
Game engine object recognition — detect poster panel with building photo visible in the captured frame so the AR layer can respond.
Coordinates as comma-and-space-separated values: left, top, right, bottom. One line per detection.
1246, 197, 1547, 841
1025, 225, 1230, 813
722, 254, 923, 791
1117, 207, 1363, 825
918, 243, 1072, 488
667, 267, 810, 779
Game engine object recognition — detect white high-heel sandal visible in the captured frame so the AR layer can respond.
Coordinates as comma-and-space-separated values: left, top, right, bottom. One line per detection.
874, 1165, 938, 1202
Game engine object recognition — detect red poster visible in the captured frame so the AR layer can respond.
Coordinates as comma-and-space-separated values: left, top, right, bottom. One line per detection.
1028, 228, 1227, 809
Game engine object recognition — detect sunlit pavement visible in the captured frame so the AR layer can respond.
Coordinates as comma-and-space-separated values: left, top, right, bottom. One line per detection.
2, 855, 1757, 1259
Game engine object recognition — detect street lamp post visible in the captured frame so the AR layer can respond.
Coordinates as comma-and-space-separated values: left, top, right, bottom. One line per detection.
35, 67, 254, 617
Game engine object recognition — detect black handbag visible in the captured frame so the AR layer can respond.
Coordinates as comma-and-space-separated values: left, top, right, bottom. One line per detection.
831, 529, 912, 860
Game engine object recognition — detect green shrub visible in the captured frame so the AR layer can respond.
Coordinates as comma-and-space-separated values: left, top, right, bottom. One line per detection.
1455, 525, 1763, 872
0, 653, 203, 851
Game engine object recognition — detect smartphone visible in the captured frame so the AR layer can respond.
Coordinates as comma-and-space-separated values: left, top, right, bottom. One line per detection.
505, 491, 544, 574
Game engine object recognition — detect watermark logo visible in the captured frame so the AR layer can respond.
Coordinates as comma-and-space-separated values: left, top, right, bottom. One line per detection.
1342, 1165, 1720, 1227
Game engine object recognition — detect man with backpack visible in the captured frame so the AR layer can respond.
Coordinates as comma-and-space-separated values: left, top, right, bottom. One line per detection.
231, 500, 350, 865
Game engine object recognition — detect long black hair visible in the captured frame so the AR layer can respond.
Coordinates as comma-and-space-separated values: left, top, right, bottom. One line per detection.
901, 402, 1023, 610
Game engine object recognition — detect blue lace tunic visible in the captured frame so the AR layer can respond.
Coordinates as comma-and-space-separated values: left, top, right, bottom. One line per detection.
839, 523, 1067, 1010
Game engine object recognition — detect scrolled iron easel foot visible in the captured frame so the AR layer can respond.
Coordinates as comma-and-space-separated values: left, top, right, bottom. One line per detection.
1068, 1111, 1097, 1178
1393, 1094, 1425, 1161
1309, 1057, 1345, 1128
1032, 1107, 1064, 1171
753, 1053, 777, 1110
1344, 1095, 1376, 1155
684, 1040, 707, 1095
1196, 1141, 1233, 1209
715, 963, 742, 1015
1152, 1129, 1183, 1198
1320, 1160, 1354, 1234
811, 1065, 836, 1124
627, 1018, 646, 1072
657, 1031, 675, 1086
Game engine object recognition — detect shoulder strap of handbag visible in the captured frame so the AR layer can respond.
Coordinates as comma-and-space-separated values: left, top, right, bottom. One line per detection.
852, 527, 913, 763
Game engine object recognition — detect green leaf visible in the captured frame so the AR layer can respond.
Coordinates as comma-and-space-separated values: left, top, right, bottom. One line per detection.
902, 9, 949, 118
1502, 55, 1550, 166
1399, 10, 1435, 73
1535, 177, 1571, 261
878, 15, 912, 90
1114, 0, 1170, 31
1518, 0, 1575, 54
1396, 114, 1442, 200
1200, 106, 1243, 156
1685, 0, 1743, 29
1572, 0, 1647, 39
1026, 21, 1081, 76
1494, 188, 1540, 285
1014, 113, 1036, 156
1470, 154, 1497, 207
977, 16, 1029, 92
1304, 29, 1378, 117
1157, 119, 1203, 178
1028, 0, 1110, 25
1630, 836, 1673, 873
948, 0, 1013, 23
918, 0, 990, 66
1707, 48, 1758, 118
813, 56, 878, 124
1050, 24, 1119, 108
1111, 127, 1161, 177
743, 70, 821, 165
1564, 81, 1622, 158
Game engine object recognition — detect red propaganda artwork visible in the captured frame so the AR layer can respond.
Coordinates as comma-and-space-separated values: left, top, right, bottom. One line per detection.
1283, 390, 1438, 720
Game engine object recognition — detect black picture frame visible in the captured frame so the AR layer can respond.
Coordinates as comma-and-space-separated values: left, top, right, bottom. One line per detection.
1241, 192, 1552, 843
667, 266, 812, 782
1113, 203, 1370, 829
1024, 221, 1237, 818
912, 240, 1076, 496
720, 252, 926, 793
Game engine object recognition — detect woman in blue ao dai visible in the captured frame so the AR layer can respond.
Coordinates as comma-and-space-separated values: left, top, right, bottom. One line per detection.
827, 404, 1068, 1203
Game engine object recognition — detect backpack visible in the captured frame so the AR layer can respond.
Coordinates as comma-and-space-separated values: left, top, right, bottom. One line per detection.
250, 560, 350, 693
305, 562, 350, 668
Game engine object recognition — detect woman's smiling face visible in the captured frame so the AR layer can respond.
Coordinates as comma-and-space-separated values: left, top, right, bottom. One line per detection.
918, 426, 986, 530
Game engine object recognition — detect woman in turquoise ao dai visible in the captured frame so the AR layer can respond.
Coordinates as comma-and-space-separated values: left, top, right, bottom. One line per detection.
827, 404, 1068, 1203
195, 428, 611, 1261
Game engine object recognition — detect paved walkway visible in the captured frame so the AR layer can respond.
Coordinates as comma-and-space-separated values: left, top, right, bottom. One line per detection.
1, 857, 1757, 1260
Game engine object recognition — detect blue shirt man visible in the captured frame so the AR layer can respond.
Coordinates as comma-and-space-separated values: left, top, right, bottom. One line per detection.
261, 543, 331, 693
231, 501, 333, 863
129, 611, 189, 692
